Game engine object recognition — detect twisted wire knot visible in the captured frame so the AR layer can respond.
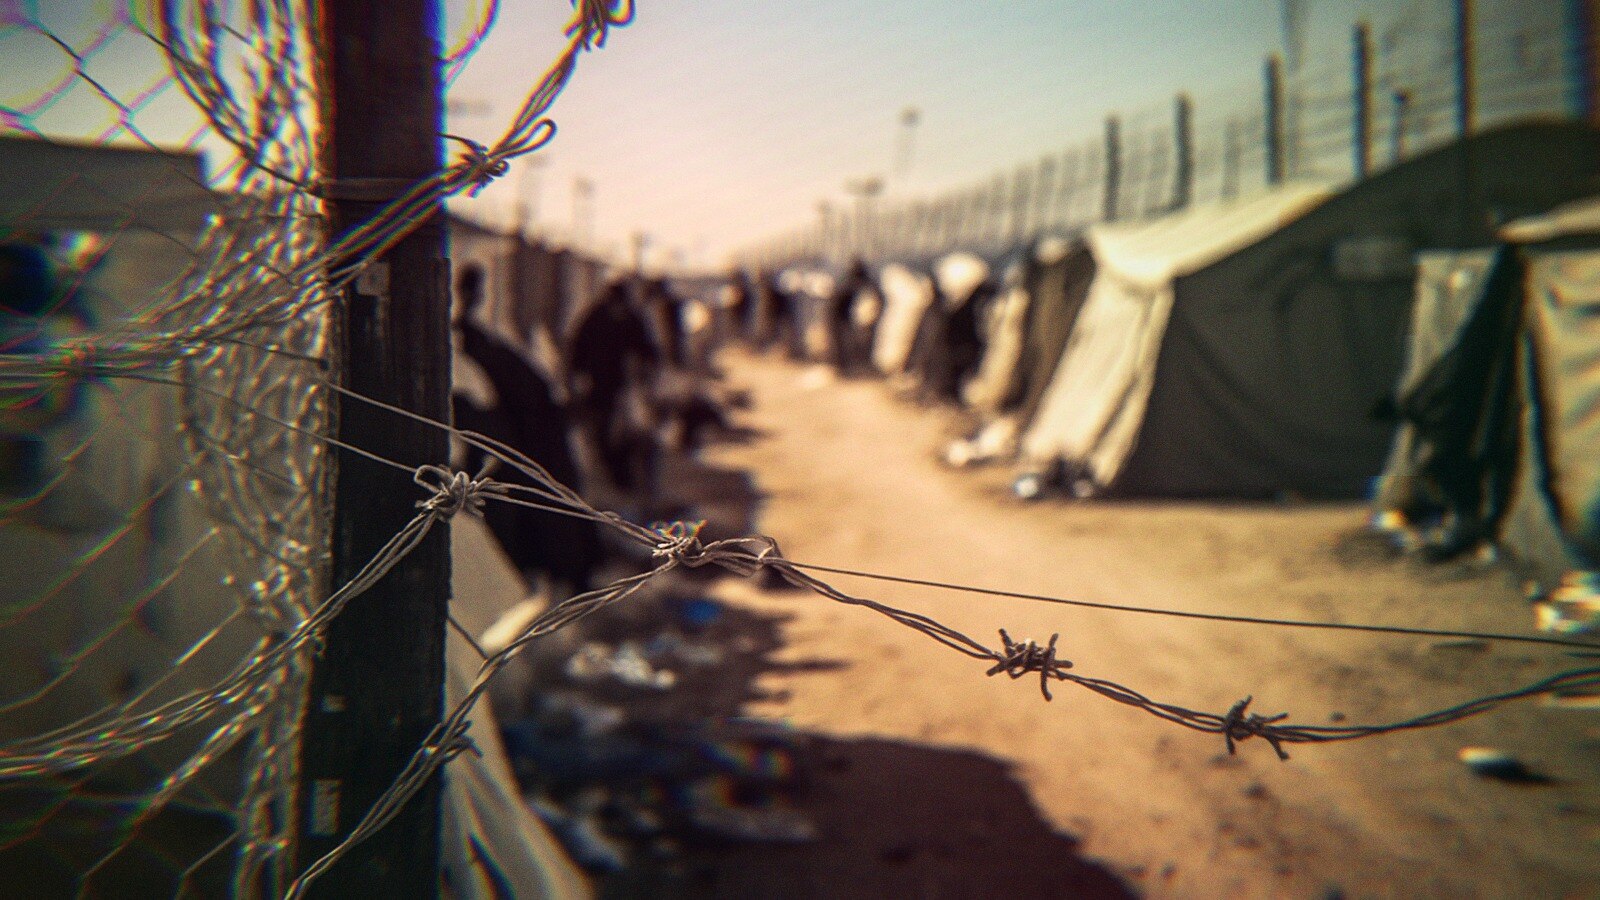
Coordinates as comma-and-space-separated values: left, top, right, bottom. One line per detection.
414, 465, 500, 519
566, 0, 635, 48
438, 731, 482, 763
707, 534, 783, 578
986, 630, 1071, 701
444, 134, 510, 196
1220, 696, 1290, 760
651, 520, 709, 566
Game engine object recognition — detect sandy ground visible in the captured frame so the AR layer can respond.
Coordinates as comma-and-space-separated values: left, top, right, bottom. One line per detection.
646, 348, 1600, 899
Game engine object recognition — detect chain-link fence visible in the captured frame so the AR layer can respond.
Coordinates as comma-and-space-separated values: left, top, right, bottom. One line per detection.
1, 2, 326, 893
0, 0, 621, 894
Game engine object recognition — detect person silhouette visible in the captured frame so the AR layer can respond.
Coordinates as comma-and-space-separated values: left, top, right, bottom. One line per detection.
452, 264, 600, 595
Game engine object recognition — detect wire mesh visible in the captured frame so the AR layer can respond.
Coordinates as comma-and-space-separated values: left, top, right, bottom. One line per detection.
0, 0, 328, 894
0, 0, 615, 894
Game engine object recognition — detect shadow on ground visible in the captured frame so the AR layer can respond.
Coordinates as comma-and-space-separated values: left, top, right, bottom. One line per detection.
505, 422, 1133, 899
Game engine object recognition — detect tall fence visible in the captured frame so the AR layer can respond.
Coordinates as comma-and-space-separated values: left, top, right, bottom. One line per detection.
0, 1, 626, 895
745, 0, 1599, 268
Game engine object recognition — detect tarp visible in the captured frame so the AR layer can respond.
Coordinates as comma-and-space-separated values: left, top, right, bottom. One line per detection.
963, 236, 1079, 415
1019, 182, 1336, 491
903, 251, 991, 400
1375, 196, 1600, 580
1500, 236, 1600, 578
1374, 249, 1502, 519
1010, 239, 1097, 426
948, 237, 1094, 467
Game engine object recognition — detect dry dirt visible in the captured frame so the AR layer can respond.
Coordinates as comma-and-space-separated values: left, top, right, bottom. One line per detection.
647, 348, 1600, 899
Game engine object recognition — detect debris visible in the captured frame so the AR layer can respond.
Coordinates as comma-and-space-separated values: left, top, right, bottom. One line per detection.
536, 692, 626, 738
1013, 472, 1047, 501
526, 794, 629, 872
479, 597, 546, 655
682, 778, 818, 844
1532, 572, 1600, 636
646, 632, 724, 668
670, 595, 725, 632
566, 641, 677, 690
1458, 747, 1550, 784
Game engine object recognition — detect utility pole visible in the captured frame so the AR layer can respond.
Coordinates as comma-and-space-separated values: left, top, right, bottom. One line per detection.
296, 1, 450, 897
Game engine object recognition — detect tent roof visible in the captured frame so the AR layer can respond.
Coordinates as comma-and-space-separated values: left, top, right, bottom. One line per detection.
1086, 180, 1335, 289
1499, 194, 1600, 243
0, 136, 215, 234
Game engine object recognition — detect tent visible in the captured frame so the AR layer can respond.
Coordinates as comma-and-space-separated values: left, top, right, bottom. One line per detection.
1018, 121, 1600, 499
948, 235, 1095, 466
902, 251, 993, 402
1377, 195, 1600, 588
872, 261, 936, 376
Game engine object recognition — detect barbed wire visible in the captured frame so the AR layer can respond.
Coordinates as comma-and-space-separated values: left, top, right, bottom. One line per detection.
6, 1, 1594, 894
249, 376, 1600, 893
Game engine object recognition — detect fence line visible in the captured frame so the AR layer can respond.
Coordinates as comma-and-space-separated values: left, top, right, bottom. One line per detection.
745, 0, 1594, 268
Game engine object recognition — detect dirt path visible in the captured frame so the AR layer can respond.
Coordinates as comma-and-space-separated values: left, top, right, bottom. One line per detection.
688, 349, 1600, 899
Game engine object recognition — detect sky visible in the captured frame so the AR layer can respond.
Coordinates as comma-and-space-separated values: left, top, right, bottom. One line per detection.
2, 0, 1403, 267
444, 0, 1389, 267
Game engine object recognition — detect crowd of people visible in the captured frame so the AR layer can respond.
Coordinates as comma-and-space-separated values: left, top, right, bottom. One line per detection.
451, 264, 732, 599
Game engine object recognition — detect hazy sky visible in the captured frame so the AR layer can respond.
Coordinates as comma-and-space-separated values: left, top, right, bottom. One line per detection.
2, 0, 1397, 266
446, 0, 1388, 266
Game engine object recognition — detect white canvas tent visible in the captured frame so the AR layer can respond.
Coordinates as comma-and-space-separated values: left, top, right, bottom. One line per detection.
872, 261, 936, 375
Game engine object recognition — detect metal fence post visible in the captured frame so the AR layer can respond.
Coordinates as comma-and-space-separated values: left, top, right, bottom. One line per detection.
1265, 53, 1285, 185
1353, 22, 1372, 179
1222, 118, 1240, 199
1011, 164, 1033, 243
1391, 89, 1411, 163
1172, 93, 1193, 211
1103, 115, 1122, 222
1569, 0, 1599, 122
1034, 155, 1057, 232
295, 0, 450, 895
1455, 0, 1475, 137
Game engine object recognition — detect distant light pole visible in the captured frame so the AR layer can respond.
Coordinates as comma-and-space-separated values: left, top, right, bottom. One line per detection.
894, 106, 921, 184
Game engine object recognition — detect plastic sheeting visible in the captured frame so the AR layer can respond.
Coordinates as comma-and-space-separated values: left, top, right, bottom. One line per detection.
1374, 250, 1500, 517
1508, 245, 1600, 574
